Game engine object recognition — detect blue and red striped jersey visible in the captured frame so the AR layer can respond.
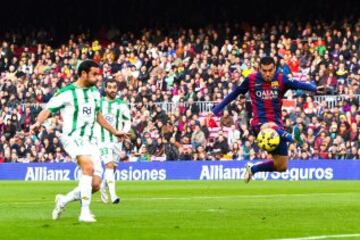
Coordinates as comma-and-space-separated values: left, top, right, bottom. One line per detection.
212, 72, 317, 128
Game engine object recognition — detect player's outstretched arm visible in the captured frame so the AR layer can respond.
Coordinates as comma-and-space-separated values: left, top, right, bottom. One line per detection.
212, 78, 249, 116
286, 79, 326, 94
97, 112, 130, 140
30, 109, 51, 133
30, 88, 67, 133
283, 76, 325, 93
284, 78, 317, 92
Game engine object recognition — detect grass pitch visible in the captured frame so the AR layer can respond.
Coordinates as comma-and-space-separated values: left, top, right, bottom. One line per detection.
0, 181, 359, 240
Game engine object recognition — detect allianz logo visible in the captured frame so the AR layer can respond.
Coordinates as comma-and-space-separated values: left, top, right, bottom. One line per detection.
199, 165, 334, 180
25, 167, 71, 181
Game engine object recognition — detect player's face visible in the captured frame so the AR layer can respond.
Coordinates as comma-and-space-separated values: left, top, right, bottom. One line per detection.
85, 67, 100, 86
105, 82, 118, 99
260, 63, 276, 82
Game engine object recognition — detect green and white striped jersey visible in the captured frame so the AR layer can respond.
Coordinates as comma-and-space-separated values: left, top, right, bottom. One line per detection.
46, 83, 100, 141
94, 97, 131, 143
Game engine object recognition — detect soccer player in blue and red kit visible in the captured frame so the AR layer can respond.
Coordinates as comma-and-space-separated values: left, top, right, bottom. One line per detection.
212, 57, 324, 183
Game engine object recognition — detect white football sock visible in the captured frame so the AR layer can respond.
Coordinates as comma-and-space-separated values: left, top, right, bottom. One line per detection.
61, 186, 80, 206
100, 177, 107, 192
79, 174, 93, 214
105, 168, 117, 201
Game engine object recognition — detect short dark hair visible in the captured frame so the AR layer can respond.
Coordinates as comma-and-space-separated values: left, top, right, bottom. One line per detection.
77, 59, 99, 76
260, 56, 275, 66
104, 79, 118, 88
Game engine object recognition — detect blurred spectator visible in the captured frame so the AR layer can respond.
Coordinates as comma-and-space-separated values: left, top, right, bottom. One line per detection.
191, 124, 206, 149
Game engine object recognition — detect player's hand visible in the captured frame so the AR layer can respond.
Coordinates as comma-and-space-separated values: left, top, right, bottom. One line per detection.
115, 131, 131, 140
316, 86, 326, 94
29, 122, 41, 135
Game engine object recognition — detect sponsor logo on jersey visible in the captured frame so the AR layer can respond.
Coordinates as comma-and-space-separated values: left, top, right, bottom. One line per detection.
82, 106, 92, 115
81, 103, 94, 123
255, 89, 279, 99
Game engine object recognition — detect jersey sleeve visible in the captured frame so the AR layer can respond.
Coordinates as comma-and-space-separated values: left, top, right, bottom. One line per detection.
119, 103, 131, 133
283, 75, 317, 92
92, 87, 102, 114
46, 91, 67, 113
212, 77, 249, 116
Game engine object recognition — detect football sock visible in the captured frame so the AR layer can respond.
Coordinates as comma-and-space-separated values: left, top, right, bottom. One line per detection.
105, 168, 117, 201
61, 186, 80, 206
272, 126, 294, 143
79, 174, 92, 214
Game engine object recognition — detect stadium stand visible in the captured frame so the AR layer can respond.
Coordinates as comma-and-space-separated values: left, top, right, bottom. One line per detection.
0, 18, 360, 162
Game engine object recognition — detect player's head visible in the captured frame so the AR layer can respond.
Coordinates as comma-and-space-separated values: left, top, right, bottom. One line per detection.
78, 59, 100, 86
104, 79, 118, 100
259, 57, 276, 82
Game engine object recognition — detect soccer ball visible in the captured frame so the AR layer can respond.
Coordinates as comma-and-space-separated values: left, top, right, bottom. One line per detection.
256, 128, 280, 152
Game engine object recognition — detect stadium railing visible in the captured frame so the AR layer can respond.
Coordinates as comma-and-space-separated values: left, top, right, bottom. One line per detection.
313, 95, 360, 108
19, 94, 360, 113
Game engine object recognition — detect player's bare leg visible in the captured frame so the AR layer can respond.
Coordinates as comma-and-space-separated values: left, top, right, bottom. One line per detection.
77, 155, 97, 222
245, 122, 289, 184
244, 154, 288, 183
92, 175, 101, 193
271, 155, 288, 172
56, 156, 96, 222
52, 155, 97, 222
260, 122, 277, 130
261, 122, 303, 146
52, 173, 100, 221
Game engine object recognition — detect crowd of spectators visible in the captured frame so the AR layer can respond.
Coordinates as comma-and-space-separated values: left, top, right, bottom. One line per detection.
0, 18, 360, 163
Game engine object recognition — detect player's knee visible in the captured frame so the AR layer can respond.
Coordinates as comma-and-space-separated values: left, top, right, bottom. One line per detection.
277, 165, 288, 172
92, 176, 102, 193
82, 163, 94, 175
274, 162, 288, 172
106, 162, 114, 169
77, 156, 95, 175
92, 182, 101, 192
261, 122, 277, 130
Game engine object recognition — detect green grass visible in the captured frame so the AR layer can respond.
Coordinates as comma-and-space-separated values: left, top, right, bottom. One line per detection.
0, 181, 359, 240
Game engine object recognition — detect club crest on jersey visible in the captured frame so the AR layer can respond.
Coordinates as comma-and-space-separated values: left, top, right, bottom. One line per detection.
256, 89, 279, 99
271, 81, 279, 88
104, 114, 115, 124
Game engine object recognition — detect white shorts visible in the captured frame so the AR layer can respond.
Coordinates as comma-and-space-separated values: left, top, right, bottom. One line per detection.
99, 142, 123, 165
61, 136, 103, 177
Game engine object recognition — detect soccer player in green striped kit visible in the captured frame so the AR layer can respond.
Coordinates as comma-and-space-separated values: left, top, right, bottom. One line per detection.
30, 60, 128, 222
95, 79, 131, 204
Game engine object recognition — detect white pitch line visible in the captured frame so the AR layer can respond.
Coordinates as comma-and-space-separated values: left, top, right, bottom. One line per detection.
0, 192, 358, 206
125, 192, 359, 201
271, 233, 360, 240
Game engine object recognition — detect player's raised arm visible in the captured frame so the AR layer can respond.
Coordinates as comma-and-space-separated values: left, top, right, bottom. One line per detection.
283, 75, 324, 93
30, 90, 65, 133
212, 77, 249, 116
30, 109, 51, 133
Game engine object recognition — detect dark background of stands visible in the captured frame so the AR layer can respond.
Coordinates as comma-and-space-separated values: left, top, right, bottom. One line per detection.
0, 0, 358, 46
